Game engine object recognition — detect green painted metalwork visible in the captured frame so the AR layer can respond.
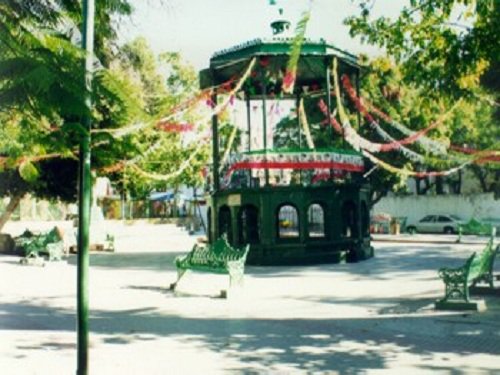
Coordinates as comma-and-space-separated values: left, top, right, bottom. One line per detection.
200, 39, 359, 93
170, 236, 250, 291
459, 218, 494, 236
437, 238, 498, 304
15, 227, 64, 262
209, 184, 373, 265
202, 19, 373, 266
77, 0, 94, 373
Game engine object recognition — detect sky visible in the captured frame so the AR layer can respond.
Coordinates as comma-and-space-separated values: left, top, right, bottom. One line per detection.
118, 0, 408, 70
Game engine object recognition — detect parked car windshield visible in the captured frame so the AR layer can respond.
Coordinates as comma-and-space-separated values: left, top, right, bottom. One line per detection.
449, 215, 463, 221
420, 215, 434, 222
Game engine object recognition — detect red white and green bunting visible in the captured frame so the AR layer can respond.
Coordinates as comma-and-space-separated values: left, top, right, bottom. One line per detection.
222, 149, 364, 183
341, 75, 449, 155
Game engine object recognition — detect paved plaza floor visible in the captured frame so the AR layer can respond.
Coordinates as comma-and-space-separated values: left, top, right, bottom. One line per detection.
0, 221, 499, 374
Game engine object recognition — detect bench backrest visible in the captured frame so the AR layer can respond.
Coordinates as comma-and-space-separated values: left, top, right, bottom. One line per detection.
181, 236, 249, 268
467, 239, 495, 281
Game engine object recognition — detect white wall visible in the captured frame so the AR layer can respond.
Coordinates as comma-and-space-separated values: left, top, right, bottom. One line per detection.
373, 193, 500, 225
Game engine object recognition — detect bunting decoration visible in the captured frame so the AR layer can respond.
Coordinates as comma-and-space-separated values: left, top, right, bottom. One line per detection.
298, 98, 315, 149
331, 61, 458, 154
222, 149, 364, 185
91, 58, 255, 140
0, 152, 74, 169
318, 99, 342, 133
282, 6, 312, 94
362, 150, 472, 178
104, 57, 256, 172
340, 74, 500, 165
129, 142, 205, 182
219, 126, 239, 173
341, 75, 449, 155
156, 122, 195, 133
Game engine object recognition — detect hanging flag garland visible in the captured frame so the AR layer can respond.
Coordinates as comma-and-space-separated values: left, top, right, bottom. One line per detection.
156, 122, 195, 133
282, 6, 312, 94
299, 98, 315, 149
219, 126, 239, 173
341, 75, 449, 155
331, 60, 457, 154
340, 75, 500, 164
222, 149, 364, 184
318, 99, 342, 134
362, 150, 472, 178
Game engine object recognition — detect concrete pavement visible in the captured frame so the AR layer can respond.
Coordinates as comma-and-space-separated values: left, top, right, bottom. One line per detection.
0, 221, 499, 374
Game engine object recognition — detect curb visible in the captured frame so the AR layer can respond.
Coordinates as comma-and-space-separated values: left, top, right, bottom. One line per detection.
371, 237, 485, 245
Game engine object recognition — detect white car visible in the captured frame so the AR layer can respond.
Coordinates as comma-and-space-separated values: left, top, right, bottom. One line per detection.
407, 215, 465, 234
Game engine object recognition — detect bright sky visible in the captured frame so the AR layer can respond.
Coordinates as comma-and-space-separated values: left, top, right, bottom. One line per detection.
119, 0, 408, 70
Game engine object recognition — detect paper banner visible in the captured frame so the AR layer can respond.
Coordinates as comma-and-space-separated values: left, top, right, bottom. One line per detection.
156, 123, 195, 132
332, 63, 455, 154
299, 98, 315, 149
362, 150, 472, 178
341, 75, 448, 155
222, 149, 364, 184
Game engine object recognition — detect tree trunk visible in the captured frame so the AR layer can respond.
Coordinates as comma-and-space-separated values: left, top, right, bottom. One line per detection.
455, 169, 462, 194
415, 178, 422, 195
471, 165, 488, 192
370, 189, 388, 208
435, 176, 444, 195
0, 192, 23, 233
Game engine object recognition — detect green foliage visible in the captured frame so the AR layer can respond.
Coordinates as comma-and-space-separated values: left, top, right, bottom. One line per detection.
0, 0, 138, 207
18, 161, 39, 182
346, 2, 499, 197
358, 56, 498, 198
346, 0, 500, 94
102, 38, 209, 198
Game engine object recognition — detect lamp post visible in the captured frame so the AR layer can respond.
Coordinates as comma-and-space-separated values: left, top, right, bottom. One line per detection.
77, 0, 94, 374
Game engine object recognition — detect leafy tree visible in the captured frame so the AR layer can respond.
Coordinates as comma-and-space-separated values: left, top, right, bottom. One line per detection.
102, 38, 209, 201
345, 1, 499, 199
0, 0, 138, 230
346, 0, 500, 94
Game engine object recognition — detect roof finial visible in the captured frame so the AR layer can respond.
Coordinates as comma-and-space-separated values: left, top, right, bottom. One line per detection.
269, 0, 291, 36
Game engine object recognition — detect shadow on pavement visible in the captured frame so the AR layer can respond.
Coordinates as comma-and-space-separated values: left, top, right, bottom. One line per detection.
1, 299, 499, 374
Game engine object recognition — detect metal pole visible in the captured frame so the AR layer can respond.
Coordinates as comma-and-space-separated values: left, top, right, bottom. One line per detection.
211, 93, 220, 192
77, 1, 94, 374
261, 80, 269, 187
246, 91, 252, 186
325, 61, 333, 141
296, 93, 302, 184
326, 61, 333, 180
246, 91, 251, 152
355, 70, 361, 131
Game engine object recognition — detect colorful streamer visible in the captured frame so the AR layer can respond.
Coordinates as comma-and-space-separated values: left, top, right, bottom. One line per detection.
219, 126, 239, 173
332, 61, 456, 154
299, 98, 315, 149
222, 149, 364, 183
156, 123, 195, 132
341, 75, 448, 155
362, 150, 472, 178
282, 6, 312, 94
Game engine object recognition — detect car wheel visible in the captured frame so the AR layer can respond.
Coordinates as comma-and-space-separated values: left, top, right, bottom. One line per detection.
444, 227, 454, 234
407, 226, 416, 234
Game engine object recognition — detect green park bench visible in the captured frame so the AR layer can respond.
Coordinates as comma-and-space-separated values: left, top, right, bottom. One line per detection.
170, 236, 250, 297
435, 237, 498, 311
15, 227, 64, 265
459, 218, 494, 236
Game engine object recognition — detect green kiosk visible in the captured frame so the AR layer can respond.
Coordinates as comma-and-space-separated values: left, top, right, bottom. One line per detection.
199, 11, 373, 265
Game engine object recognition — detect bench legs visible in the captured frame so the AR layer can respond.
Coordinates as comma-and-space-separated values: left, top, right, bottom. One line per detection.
228, 261, 245, 288
170, 269, 188, 291
435, 278, 486, 312
170, 268, 245, 298
440, 279, 470, 304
